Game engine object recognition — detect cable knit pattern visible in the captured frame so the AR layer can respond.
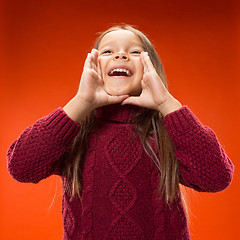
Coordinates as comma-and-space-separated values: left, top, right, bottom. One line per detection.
7, 108, 81, 183
82, 133, 97, 239
150, 157, 166, 239
63, 194, 77, 238
104, 126, 144, 239
7, 104, 234, 239
162, 106, 234, 192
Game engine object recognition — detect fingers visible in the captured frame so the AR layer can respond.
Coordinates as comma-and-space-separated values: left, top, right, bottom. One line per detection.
90, 49, 99, 69
83, 49, 102, 81
108, 95, 129, 105
141, 52, 149, 73
141, 52, 155, 73
121, 96, 141, 106
83, 49, 99, 70
90, 49, 102, 76
83, 53, 92, 70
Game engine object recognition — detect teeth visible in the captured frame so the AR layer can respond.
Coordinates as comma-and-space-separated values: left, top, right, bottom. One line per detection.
110, 68, 130, 76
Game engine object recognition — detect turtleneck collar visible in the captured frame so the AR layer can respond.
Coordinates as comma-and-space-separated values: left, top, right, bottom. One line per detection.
96, 104, 142, 123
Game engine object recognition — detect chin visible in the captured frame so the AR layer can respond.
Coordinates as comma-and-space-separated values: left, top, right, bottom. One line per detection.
105, 87, 129, 96
106, 89, 142, 97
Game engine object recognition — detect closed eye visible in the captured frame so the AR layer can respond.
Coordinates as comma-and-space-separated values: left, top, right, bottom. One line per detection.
101, 50, 112, 54
131, 50, 142, 54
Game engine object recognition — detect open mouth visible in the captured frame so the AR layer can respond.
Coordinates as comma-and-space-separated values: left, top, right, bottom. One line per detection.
108, 68, 132, 77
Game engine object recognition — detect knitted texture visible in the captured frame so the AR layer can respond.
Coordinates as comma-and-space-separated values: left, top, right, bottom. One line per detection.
7, 105, 234, 240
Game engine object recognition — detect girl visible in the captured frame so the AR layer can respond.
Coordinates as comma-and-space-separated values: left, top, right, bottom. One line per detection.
7, 25, 234, 239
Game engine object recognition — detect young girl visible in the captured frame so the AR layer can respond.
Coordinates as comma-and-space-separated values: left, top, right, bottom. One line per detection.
7, 25, 234, 240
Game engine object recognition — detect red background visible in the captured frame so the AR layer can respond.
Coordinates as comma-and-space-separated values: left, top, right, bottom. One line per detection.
1, 0, 239, 239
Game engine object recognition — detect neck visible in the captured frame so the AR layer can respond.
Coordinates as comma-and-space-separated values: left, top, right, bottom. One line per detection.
96, 104, 142, 123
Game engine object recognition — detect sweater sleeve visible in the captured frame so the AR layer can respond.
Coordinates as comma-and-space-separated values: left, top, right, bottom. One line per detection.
7, 108, 81, 183
162, 106, 234, 192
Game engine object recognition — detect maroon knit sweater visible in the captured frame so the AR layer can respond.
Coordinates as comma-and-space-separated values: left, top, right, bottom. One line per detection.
7, 105, 234, 240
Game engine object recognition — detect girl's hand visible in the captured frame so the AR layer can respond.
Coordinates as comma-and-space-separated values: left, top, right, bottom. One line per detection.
76, 49, 129, 110
122, 52, 182, 117
63, 49, 129, 123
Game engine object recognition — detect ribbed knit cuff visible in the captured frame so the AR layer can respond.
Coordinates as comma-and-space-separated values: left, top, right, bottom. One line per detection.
162, 106, 203, 138
43, 107, 81, 145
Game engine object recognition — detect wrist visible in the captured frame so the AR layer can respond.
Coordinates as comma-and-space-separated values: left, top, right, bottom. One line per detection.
157, 96, 182, 117
63, 96, 94, 123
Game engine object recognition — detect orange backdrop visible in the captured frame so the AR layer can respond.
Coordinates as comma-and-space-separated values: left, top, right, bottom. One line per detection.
1, 0, 239, 239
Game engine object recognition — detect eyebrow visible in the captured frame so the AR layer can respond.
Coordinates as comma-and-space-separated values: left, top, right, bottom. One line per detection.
98, 41, 144, 50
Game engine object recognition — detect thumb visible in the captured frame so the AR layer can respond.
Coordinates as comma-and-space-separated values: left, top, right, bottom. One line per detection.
108, 95, 129, 104
121, 96, 141, 106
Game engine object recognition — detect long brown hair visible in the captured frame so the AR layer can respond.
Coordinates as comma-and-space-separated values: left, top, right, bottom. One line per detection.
64, 24, 180, 204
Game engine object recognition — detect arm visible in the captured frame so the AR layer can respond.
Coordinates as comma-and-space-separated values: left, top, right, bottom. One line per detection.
63, 49, 129, 123
7, 108, 80, 183
122, 52, 234, 192
163, 106, 234, 192
7, 49, 128, 183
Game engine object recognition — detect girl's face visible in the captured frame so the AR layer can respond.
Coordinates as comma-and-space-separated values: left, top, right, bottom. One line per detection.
98, 30, 145, 96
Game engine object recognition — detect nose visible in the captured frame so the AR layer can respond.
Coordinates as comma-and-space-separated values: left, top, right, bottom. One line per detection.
114, 51, 128, 60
